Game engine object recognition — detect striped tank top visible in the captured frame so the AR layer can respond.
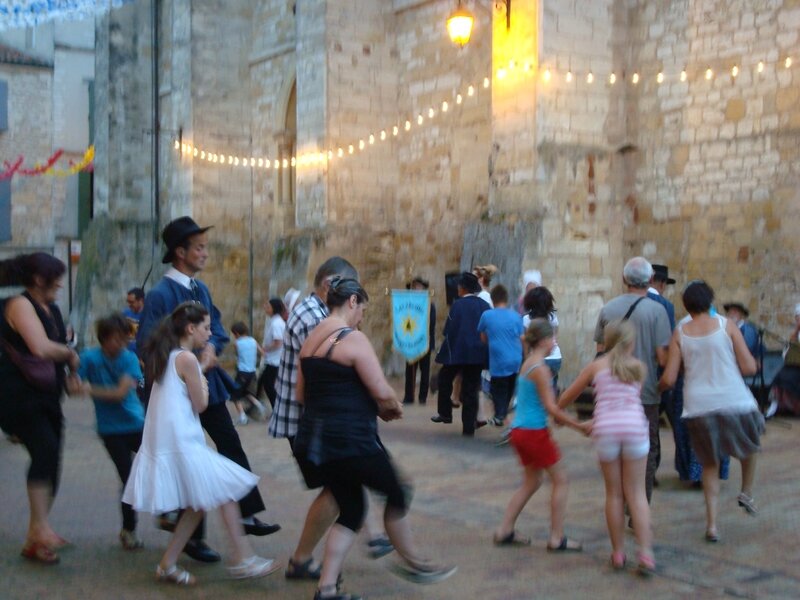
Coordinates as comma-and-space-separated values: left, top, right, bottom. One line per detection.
591, 368, 648, 440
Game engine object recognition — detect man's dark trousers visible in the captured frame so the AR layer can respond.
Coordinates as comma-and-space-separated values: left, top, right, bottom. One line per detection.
436, 364, 483, 435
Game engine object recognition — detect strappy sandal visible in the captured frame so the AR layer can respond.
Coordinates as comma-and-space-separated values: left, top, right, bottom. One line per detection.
636, 553, 656, 577
228, 556, 281, 579
737, 493, 758, 516
493, 531, 532, 546
156, 564, 196, 585
546, 536, 582, 552
20, 541, 59, 565
610, 552, 626, 571
285, 556, 322, 580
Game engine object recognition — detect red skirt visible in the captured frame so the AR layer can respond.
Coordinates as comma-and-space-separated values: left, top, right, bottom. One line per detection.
510, 428, 560, 469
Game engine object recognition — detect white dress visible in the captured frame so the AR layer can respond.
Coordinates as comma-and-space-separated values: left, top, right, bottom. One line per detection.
123, 350, 259, 513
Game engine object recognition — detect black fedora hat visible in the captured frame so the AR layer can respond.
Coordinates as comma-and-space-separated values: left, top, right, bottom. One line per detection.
652, 264, 676, 285
723, 302, 750, 317
161, 216, 212, 264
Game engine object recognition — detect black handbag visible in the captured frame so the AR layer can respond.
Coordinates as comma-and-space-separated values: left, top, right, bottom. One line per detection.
1, 338, 58, 393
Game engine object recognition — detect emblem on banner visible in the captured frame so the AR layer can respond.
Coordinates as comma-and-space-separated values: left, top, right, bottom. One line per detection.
391, 290, 430, 362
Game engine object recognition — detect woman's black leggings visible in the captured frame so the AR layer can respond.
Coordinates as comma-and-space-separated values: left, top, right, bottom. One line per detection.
320, 452, 409, 532
257, 365, 279, 408
16, 403, 64, 495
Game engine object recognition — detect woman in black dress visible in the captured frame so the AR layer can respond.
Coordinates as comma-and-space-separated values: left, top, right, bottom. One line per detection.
0, 253, 79, 564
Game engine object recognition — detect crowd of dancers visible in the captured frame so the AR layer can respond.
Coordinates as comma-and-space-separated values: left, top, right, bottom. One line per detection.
0, 216, 773, 598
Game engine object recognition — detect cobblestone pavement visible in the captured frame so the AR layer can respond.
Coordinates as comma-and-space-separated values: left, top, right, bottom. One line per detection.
1, 387, 798, 600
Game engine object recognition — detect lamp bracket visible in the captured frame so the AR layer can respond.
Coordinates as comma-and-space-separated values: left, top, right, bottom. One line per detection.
495, 0, 511, 30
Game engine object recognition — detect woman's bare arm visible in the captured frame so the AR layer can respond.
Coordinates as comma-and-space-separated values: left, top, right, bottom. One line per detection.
728, 319, 757, 376
659, 329, 682, 391
176, 351, 208, 413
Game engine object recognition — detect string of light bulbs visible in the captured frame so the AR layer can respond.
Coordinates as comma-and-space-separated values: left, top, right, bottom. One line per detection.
174, 53, 795, 170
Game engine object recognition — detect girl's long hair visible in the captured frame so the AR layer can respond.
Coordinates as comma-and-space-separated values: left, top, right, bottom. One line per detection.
604, 319, 645, 384
523, 286, 556, 319
143, 302, 209, 383
524, 317, 554, 349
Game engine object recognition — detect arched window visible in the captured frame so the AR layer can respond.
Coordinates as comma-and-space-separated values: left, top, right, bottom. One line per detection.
277, 81, 296, 205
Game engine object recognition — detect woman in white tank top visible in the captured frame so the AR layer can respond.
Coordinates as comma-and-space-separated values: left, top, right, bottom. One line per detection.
660, 281, 764, 543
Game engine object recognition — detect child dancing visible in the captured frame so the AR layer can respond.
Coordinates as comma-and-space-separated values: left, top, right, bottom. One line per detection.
123, 302, 278, 585
493, 318, 588, 552
558, 319, 655, 574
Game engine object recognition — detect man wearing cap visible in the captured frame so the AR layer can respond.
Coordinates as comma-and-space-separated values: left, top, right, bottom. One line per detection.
431, 272, 491, 436
724, 302, 760, 363
648, 264, 676, 330
136, 216, 278, 563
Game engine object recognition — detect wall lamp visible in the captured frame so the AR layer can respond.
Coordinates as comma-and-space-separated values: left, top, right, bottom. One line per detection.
447, 1, 512, 47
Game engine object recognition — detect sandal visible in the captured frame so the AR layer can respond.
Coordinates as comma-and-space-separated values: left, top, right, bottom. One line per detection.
228, 555, 281, 579
705, 529, 720, 543
636, 553, 656, 577
546, 536, 582, 552
285, 556, 322, 580
313, 590, 362, 600
20, 541, 59, 565
493, 531, 532, 546
737, 493, 758, 516
610, 552, 626, 571
156, 564, 195, 585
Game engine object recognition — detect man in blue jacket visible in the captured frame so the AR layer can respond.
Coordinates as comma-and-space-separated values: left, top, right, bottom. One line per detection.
136, 217, 278, 563
431, 272, 490, 436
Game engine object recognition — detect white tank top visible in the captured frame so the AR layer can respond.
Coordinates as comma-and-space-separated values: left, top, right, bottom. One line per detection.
679, 315, 757, 418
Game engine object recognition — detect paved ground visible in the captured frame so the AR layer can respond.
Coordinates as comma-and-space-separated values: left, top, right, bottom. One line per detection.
1, 385, 798, 600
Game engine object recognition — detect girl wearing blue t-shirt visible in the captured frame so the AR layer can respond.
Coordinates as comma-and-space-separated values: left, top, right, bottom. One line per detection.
78, 313, 145, 550
493, 319, 590, 551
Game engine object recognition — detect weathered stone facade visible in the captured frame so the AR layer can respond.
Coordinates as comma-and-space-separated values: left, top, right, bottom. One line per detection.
84, 0, 799, 379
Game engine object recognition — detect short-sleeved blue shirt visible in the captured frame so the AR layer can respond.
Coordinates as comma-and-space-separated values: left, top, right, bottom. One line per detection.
78, 347, 145, 435
235, 336, 258, 373
477, 307, 524, 377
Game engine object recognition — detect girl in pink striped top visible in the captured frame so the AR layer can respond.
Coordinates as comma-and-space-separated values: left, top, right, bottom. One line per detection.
558, 319, 654, 575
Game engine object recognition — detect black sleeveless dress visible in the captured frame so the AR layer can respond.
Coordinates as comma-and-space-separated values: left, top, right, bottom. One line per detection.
0, 292, 67, 434
293, 329, 382, 466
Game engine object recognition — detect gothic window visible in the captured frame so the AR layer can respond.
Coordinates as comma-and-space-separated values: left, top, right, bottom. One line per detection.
277, 81, 296, 205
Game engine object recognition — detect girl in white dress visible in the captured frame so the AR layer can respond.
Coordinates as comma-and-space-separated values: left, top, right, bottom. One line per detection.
123, 302, 278, 585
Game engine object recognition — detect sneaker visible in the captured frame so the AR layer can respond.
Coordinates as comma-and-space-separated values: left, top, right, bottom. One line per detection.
237, 413, 249, 426
228, 555, 281, 579
495, 430, 511, 447
737, 492, 758, 515
388, 561, 457, 584
119, 529, 144, 550
430, 414, 452, 424
367, 536, 394, 559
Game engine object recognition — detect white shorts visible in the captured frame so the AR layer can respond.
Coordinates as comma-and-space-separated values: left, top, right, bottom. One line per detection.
593, 435, 650, 462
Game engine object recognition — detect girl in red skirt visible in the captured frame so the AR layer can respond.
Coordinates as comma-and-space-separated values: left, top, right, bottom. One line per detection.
493, 319, 590, 550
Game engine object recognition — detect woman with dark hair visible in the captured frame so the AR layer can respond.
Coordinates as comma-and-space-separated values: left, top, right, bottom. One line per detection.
660, 280, 764, 543
523, 286, 562, 387
257, 297, 286, 408
0, 252, 79, 564
294, 277, 456, 600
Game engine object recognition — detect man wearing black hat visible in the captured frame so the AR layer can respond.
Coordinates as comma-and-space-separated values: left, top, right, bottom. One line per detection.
431, 272, 490, 436
647, 264, 676, 330
403, 276, 436, 405
136, 216, 278, 563
724, 302, 761, 373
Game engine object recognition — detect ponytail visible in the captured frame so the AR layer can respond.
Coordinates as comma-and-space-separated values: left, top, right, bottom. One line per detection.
143, 302, 209, 383
604, 319, 644, 384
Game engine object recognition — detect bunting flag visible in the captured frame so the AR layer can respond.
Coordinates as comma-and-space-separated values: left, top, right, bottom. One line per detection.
391, 289, 431, 363
0, 1, 136, 30
0, 146, 93, 180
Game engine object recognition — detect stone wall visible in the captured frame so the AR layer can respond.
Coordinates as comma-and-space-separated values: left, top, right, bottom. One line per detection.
625, 0, 800, 336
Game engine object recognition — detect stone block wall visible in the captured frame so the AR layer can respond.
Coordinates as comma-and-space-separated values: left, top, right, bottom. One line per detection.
625, 0, 800, 336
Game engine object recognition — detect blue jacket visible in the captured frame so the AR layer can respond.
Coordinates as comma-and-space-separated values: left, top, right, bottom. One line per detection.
647, 291, 675, 331
435, 295, 490, 366
136, 277, 231, 406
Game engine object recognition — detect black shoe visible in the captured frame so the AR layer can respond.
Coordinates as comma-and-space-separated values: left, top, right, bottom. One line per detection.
243, 517, 281, 536
402, 398, 414, 405
183, 539, 221, 563
418, 399, 427, 405
430, 414, 452, 424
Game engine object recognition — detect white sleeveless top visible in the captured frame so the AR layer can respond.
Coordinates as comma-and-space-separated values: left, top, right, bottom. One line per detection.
679, 316, 758, 418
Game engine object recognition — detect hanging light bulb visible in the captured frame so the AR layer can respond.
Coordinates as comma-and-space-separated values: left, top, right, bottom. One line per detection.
327, 151, 333, 160
731, 65, 739, 78
456, 93, 463, 104
380, 130, 387, 140
200, 151, 206, 160
543, 68, 551, 83
705, 68, 713, 80
358, 139, 365, 150
282, 158, 288, 168
348, 145, 354, 154
404, 120, 411, 131
228, 156, 234, 165
337, 147, 344, 157
523, 62, 531, 72
757, 61, 764, 73
257, 158, 263, 167
586, 71, 594, 84
467, 85, 475, 96
428, 107, 435, 118
265, 159, 271, 168
417, 114, 424, 125
632, 72, 639, 84
680, 69, 687, 82
393, 125, 399, 136
609, 72, 616, 85
785, 57, 793, 68
483, 77, 490, 88
497, 68, 507, 80
565, 70, 573, 82
174, 140, 180, 150
656, 71, 664, 84
441, 101, 449, 112
508, 59, 516, 70
234, 157, 239, 166
369, 134, 375, 144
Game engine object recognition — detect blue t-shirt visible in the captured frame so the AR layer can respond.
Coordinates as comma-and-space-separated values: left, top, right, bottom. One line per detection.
512, 365, 548, 430
477, 307, 524, 377
78, 347, 145, 436
235, 336, 258, 373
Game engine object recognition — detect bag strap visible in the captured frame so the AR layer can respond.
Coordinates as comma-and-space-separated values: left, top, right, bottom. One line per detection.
623, 296, 647, 321
521, 361, 543, 378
